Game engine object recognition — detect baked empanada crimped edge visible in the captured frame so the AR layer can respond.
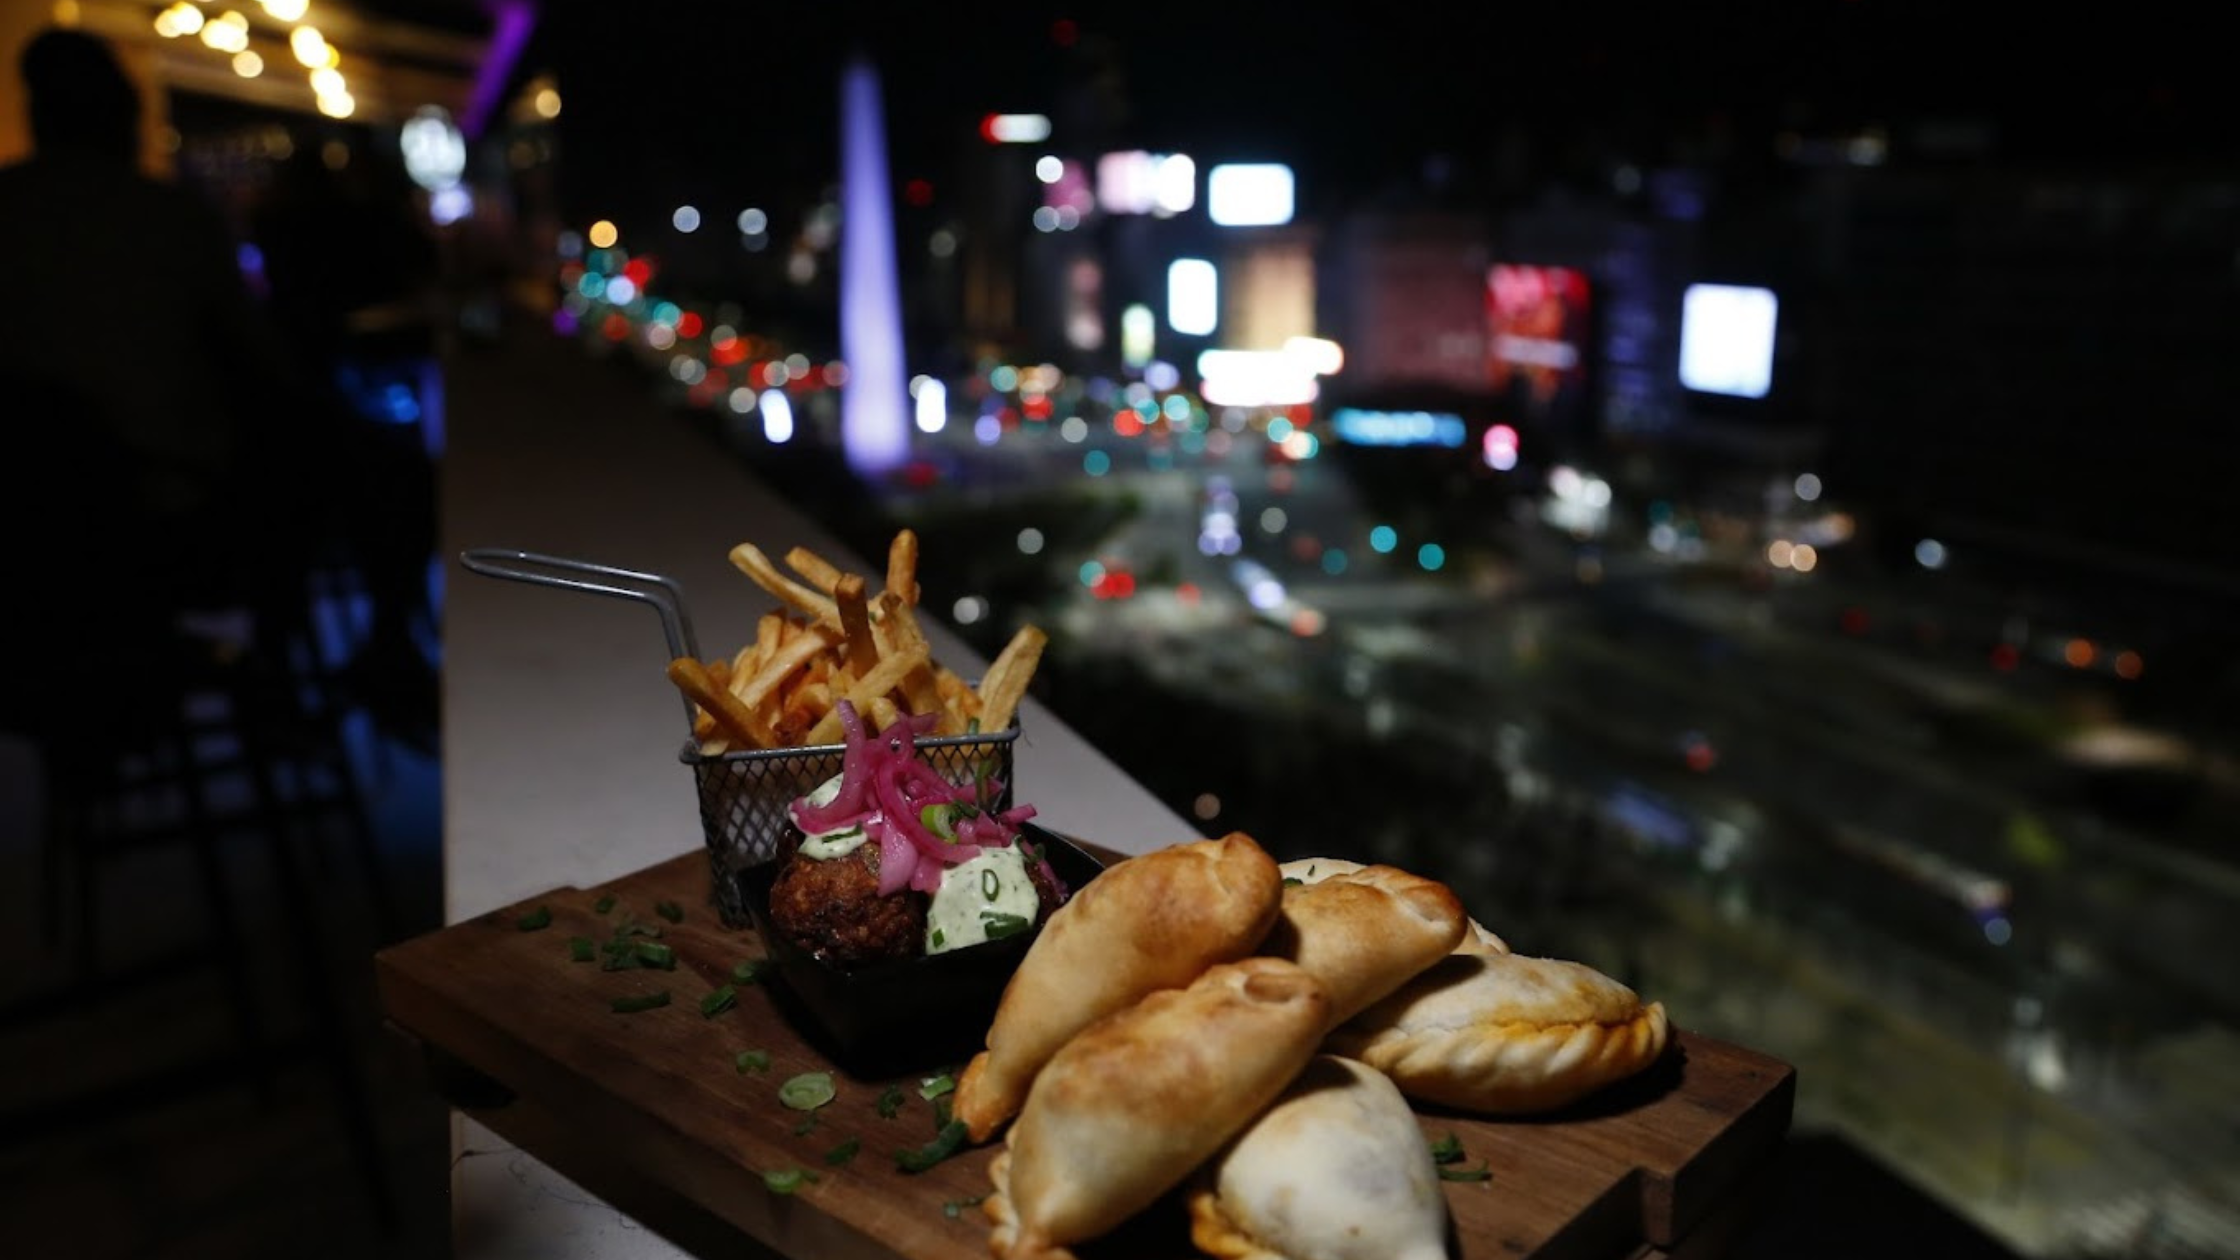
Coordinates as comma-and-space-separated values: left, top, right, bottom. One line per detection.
1336, 999, 1671, 1115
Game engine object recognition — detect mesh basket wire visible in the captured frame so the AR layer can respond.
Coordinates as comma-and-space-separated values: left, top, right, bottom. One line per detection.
460, 548, 1018, 927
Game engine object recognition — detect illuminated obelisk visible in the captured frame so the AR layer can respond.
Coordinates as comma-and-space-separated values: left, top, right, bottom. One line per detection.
838, 53, 909, 475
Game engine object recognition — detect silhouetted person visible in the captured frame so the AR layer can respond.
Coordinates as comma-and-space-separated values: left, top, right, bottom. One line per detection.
0, 27, 436, 750
0, 28, 278, 548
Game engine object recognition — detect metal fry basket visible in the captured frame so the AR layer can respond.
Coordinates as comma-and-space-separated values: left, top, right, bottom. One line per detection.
460, 548, 1020, 927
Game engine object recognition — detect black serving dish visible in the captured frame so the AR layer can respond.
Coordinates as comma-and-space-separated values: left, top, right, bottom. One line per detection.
735, 824, 1105, 1078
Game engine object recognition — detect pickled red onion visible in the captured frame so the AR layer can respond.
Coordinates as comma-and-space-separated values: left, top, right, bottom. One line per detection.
789, 701, 875, 833
872, 818, 918, 896
792, 700, 1021, 892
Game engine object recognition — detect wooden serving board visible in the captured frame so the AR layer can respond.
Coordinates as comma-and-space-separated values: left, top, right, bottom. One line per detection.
375, 849, 1794, 1260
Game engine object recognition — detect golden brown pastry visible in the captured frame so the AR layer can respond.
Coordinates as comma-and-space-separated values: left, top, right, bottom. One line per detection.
1327, 952, 1669, 1115
1279, 858, 1508, 955
1451, 922, 1511, 956
1188, 1055, 1450, 1260
984, 958, 1330, 1260
1260, 865, 1466, 1029
957, 832, 1285, 1142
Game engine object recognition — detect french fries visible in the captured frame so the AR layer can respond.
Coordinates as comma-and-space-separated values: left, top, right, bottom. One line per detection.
667, 656, 781, 748
834, 574, 878, 676
666, 529, 1047, 753
976, 624, 1046, 736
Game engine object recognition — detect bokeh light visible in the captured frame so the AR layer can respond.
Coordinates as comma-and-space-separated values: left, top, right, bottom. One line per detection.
759, 390, 794, 442
290, 26, 328, 68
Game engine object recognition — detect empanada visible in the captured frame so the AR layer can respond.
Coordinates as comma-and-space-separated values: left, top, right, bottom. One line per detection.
1189, 1055, 1450, 1260
985, 958, 1330, 1260
1261, 865, 1466, 1029
957, 832, 1284, 1142
1327, 952, 1669, 1115
1279, 857, 1508, 954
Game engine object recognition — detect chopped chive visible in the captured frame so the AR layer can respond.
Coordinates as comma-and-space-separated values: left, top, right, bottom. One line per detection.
619, 920, 662, 938
980, 868, 1000, 900
875, 1084, 906, 1118
896, 1119, 968, 1173
942, 1193, 988, 1219
762, 1167, 816, 1195
1438, 1162, 1494, 1183
567, 936, 595, 962
779, 1072, 837, 1111
610, 991, 670, 1014
919, 1073, 955, 1101
973, 748, 995, 808
1429, 1132, 1465, 1164
593, 893, 617, 915
793, 1114, 820, 1136
980, 912, 1030, 940
634, 940, 677, 970
731, 958, 771, 985
599, 939, 640, 972
930, 927, 946, 949
654, 899, 685, 923
515, 905, 552, 931
824, 1136, 861, 1166
700, 984, 738, 1018
735, 1049, 771, 1075
1281, 876, 1304, 888
920, 803, 957, 841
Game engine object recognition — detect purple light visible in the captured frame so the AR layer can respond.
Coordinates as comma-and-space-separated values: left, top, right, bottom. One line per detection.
838, 55, 909, 475
460, 1, 537, 140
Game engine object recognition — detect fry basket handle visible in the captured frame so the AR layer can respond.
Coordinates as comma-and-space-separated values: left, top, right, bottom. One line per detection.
458, 549, 704, 728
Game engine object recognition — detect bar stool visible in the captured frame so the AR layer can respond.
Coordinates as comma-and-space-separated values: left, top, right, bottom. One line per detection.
0, 380, 397, 1233
6, 606, 399, 1232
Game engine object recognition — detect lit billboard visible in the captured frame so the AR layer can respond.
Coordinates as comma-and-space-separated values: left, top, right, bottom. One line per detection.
1485, 263, 1590, 408
1677, 283, 1778, 399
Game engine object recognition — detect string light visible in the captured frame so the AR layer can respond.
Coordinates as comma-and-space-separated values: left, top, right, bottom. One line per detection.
290, 26, 328, 68
200, 10, 251, 53
154, 2, 204, 37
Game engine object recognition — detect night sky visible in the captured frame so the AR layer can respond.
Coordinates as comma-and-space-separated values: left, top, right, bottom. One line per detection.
515, 2, 2230, 227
